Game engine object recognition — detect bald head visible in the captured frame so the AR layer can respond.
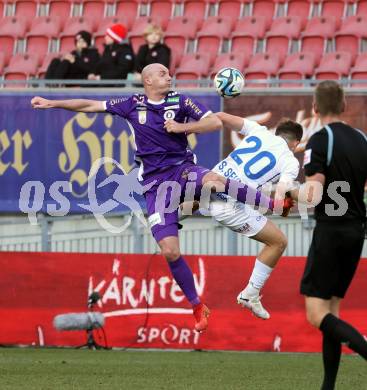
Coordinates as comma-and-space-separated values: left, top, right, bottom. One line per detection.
141, 63, 171, 97
142, 63, 169, 85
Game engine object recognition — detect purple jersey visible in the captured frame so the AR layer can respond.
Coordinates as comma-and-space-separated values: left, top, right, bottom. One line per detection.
104, 92, 211, 180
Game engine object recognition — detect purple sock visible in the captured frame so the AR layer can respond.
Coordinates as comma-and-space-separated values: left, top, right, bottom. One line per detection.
168, 256, 201, 306
224, 179, 274, 210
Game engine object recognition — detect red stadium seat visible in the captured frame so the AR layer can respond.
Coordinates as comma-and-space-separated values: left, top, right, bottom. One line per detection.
230, 16, 268, 57
315, 51, 352, 79
319, 0, 346, 21
301, 17, 336, 65
26, 17, 62, 57
335, 16, 367, 60
0, 52, 5, 74
149, 0, 174, 24
210, 52, 248, 78
197, 16, 235, 65
0, 16, 30, 65
4, 53, 39, 87
59, 17, 96, 53
115, 1, 140, 29
182, 0, 208, 27
245, 52, 281, 87
0, 3, 4, 17
350, 53, 367, 87
81, 0, 107, 19
176, 52, 211, 87
265, 16, 303, 63
278, 52, 316, 86
164, 17, 200, 66
94, 16, 129, 52
287, 0, 312, 20
356, 0, 367, 16
217, 0, 243, 24
14, 0, 38, 18
37, 52, 60, 78
48, 1, 72, 26
129, 16, 166, 53
252, 0, 276, 27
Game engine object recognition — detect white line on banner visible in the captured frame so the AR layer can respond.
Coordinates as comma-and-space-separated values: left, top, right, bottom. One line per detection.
104, 308, 192, 317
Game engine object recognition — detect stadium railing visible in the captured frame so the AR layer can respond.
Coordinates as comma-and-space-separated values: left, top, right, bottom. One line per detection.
0, 213, 365, 257
2, 78, 367, 88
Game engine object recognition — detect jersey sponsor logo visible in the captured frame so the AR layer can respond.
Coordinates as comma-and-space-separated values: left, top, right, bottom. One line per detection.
167, 96, 180, 103
163, 110, 176, 120
303, 149, 311, 166
148, 212, 162, 227
184, 98, 202, 116
138, 110, 147, 124
164, 105, 180, 110
133, 95, 146, 105
109, 97, 129, 106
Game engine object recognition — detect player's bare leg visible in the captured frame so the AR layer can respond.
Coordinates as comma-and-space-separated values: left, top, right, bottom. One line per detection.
237, 220, 287, 320
158, 236, 210, 332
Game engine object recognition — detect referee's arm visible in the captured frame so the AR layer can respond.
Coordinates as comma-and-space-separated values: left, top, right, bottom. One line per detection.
292, 131, 327, 206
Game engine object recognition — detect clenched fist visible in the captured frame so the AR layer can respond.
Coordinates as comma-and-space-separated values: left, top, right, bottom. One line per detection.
31, 96, 53, 109
164, 119, 186, 133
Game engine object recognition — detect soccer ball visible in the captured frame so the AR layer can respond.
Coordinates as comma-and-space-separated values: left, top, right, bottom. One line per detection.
214, 67, 245, 98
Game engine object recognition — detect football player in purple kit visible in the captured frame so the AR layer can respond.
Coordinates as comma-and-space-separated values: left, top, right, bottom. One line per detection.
31, 63, 292, 332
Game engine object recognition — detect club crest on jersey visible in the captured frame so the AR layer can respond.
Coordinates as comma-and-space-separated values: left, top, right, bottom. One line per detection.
138, 110, 147, 124
163, 110, 175, 120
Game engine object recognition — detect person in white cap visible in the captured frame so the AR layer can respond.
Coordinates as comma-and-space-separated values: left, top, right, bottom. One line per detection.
88, 23, 134, 85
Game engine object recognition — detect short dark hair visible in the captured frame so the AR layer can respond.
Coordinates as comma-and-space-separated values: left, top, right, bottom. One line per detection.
314, 80, 345, 116
275, 119, 303, 142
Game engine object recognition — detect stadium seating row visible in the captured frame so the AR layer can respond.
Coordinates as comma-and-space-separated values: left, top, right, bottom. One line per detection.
1, 0, 367, 86
2, 0, 367, 27
2, 51, 367, 88
1, 14, 366, 72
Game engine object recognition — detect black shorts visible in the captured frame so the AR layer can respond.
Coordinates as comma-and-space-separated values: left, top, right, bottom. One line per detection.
300, 220, 365, 299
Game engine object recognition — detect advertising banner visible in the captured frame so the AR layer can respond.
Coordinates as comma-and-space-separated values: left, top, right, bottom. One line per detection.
0, 92, 221, 213
1, 252, 366, 352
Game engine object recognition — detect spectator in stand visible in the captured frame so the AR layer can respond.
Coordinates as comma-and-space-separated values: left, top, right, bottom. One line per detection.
134, 24, 171, 82
88, 23, 134, 85
45, 31, 99, 86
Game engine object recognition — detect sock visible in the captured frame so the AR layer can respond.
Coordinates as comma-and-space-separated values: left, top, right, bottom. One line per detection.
168, 256, 201, 306
320, 313, 367, 360
321, 333, 341, 390
224, 179, 274, 210
248, 259, 273, 290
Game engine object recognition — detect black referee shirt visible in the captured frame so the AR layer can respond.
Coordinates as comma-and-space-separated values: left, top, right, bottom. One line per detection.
304, 122, 367, 222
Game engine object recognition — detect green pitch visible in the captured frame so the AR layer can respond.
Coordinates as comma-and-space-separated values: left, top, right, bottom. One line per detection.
0, 348, 366, 390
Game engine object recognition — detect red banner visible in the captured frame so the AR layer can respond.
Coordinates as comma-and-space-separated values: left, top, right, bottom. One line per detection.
1, 252, 366, 352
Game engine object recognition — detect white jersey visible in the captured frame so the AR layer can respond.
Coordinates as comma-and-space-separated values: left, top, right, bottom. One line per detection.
213, 118, 300, 190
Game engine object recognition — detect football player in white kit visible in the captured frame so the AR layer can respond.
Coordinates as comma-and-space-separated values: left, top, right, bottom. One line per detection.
182, 112, 303, 319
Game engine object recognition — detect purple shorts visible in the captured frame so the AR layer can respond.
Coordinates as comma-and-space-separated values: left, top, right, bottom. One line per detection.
144, 162, 209, 243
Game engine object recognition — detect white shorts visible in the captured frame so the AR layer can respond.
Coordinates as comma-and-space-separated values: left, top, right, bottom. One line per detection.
208, 193, 268, 237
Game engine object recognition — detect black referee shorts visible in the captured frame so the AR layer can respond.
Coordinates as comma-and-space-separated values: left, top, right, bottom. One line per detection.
300, 220, 365, 300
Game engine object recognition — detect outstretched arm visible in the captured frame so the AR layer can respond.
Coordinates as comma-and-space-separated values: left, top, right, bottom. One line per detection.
31, 96, 105, 113
164, 113, 222, 134
215, 112, 244, 131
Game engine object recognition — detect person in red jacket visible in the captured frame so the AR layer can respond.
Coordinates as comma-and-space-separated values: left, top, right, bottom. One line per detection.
88, 23, 134, 86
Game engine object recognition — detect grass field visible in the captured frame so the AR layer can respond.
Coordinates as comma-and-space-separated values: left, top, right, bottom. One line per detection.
0, 348, 366, 389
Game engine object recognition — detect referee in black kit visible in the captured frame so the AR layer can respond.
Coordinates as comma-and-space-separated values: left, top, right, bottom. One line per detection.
301, 80, 367, 390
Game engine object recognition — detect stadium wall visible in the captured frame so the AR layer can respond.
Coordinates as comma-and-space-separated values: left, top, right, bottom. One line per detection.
1, 251, 366, 353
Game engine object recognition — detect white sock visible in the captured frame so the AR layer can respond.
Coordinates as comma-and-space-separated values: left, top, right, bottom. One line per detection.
248, 259, 273, 291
